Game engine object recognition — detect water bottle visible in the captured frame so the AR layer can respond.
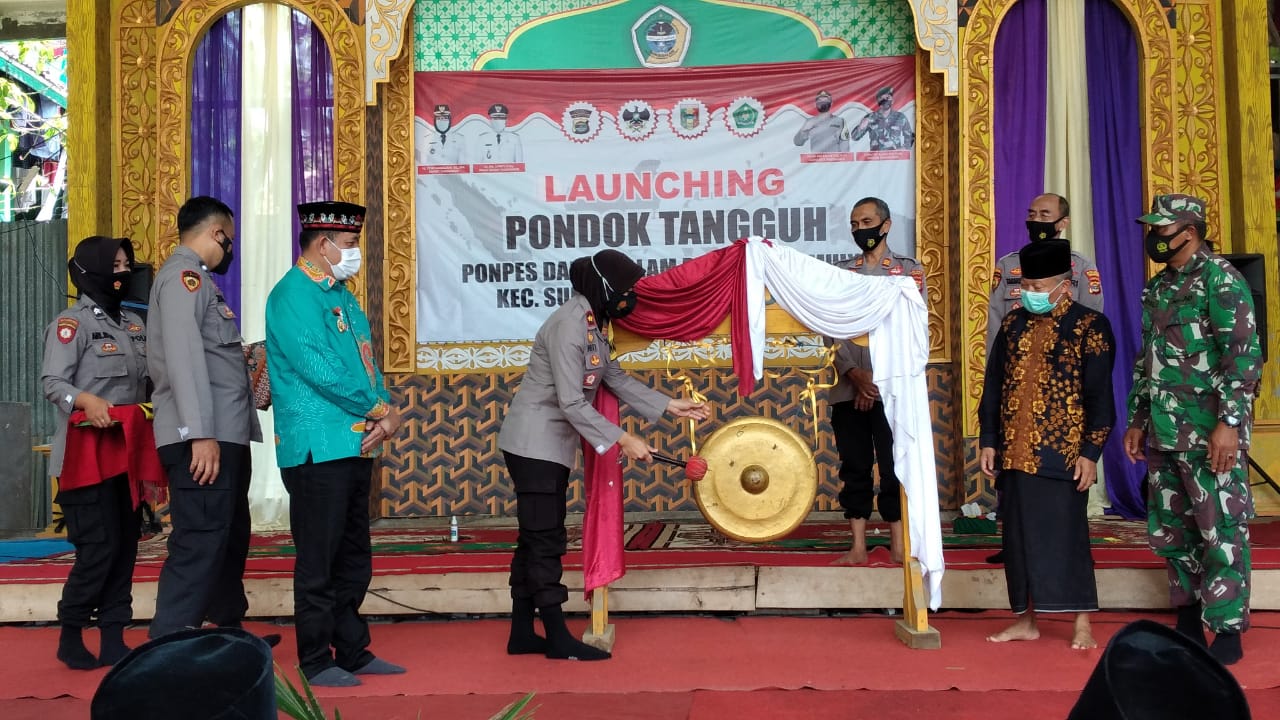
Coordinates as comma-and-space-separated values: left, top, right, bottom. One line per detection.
449, 515, 459, 543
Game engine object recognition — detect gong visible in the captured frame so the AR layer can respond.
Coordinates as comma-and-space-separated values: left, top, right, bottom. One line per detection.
693, 416, 818, 543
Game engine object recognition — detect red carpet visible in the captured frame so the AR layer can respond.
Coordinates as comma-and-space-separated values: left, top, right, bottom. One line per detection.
5, 518, 1280, 584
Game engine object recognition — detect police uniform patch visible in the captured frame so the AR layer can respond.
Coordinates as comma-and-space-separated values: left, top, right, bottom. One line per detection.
1010, 287, 1021, 299
910, 268, 924, 291
181, 270, 202, 292
888, 265, 903, 275
1086, 268, 1102, 295
853, 256, 864, 268
57, 317, 78, 344
128, 323, 143, 333
584, 373, 597, 387
1009, 266, 1022, 278
590, 353, 601, 367
1011, 301, 1022, 310
991, 268, 1002, 291
101, 342, 119, 353
881, 257, 892, 268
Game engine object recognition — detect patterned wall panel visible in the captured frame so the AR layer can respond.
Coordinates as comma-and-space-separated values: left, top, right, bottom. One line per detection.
116, 2, 158, 260
380, 27, 417, 372
366, 102, 385, 356
379, 364, 960, 517
1174, 2, 1223, 233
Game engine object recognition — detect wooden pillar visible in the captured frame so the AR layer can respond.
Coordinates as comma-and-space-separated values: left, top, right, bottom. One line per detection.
65, 0, 114, 243
1221, 0, 1280, 419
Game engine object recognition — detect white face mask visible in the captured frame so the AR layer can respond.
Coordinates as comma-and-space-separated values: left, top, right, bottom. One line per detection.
491, 118, 507, 133
325, 240, 362, 280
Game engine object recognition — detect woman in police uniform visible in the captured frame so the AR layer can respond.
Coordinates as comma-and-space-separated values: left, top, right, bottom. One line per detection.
497, 249, 708, 661
41, 236, 149, 669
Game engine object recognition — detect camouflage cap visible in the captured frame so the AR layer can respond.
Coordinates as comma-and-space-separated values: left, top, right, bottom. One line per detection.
1136, 193, 1206, 226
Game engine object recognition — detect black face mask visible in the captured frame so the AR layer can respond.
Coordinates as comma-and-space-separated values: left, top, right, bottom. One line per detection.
210, 234, 234, 275
108, 270, 132, 301
1145, 227, 1189, 263
816, 100, 832, 113
852, 221, 886, 252
1026, 219, 1062, 242
605, 289, 638, 319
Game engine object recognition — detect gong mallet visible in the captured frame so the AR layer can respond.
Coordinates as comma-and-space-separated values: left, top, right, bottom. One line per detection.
651, 451, 709, 481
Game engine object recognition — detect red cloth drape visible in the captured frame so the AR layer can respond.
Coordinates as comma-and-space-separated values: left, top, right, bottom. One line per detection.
581, 388, 624, 598
617, 240, 755, 395
62, 404, 166, 508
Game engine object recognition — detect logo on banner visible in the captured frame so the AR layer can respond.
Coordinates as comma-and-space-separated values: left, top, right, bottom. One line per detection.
561, 101, 602, 143
616, 100, 657, 141
670, 98, 710, 139
632, 5, 691, 68
725, 96, 766, 138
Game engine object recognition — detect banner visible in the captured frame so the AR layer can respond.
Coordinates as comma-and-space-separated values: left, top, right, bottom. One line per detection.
414, 57, 916, 345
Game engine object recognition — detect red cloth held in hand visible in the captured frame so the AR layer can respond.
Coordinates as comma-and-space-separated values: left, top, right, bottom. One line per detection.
62, 404, 166, 508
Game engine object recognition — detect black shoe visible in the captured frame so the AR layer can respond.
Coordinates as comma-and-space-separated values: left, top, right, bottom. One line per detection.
986, 550, 1005, 564
57, 625, 98, 670
260, 633, 282, 648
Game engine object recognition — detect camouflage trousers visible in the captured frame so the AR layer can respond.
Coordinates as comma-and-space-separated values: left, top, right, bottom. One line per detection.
1146, 448, 1254, 633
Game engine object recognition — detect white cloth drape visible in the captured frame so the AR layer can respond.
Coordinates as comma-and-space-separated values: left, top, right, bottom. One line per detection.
744, 238, 944, 609
239, 3, 295, 530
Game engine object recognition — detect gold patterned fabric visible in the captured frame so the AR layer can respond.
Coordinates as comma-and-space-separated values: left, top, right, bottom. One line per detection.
979, 300, 1116, 481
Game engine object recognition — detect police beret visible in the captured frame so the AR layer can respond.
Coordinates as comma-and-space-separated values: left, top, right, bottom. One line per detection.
91, 628, 275, 720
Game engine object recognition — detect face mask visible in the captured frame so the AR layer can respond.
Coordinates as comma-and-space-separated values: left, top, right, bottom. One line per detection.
1026, 219, 1061, 242
878, 97, 893, 108
326, 240, 363, 281
1145, 227, 1188, 263
434, 118, 451, 133
108, 270, 132, 300
1022, 280, 1065, 315
816, 100, 832, 113
851, 221, 886, 252
491, 118, 507, 133
210, 233, 234, 275
605, 289, 638, 319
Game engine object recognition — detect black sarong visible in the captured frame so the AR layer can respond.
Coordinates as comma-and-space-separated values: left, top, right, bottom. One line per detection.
1001, 469, 1098, 614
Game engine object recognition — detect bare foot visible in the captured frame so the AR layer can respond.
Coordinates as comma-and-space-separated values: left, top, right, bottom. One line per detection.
986, 617, 1039, 643
831, 548, 869, 565
1071, 615, 1096, 650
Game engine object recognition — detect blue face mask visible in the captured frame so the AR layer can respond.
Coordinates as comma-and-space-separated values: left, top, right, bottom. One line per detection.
1022, 280, 1065, 315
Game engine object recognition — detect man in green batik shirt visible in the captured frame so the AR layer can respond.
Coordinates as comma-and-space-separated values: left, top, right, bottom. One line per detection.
1123, 194, 1262, 666
266, 201, 405, 687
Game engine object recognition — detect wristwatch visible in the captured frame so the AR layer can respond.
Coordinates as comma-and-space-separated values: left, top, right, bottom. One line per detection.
1221, 414, 1241, 428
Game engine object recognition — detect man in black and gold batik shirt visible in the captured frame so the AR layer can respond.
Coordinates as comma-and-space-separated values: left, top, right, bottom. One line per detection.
978, 239, 1116, 652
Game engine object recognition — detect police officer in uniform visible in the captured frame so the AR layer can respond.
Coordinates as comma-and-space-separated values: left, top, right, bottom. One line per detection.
266, 201, 405, 687
147, 196, 263, 640
827, 197, 925, 566
1124, 194, 1262, 666
42, 236, 149, 669
498, 249, 708, 661
475, 103, 523, 163
987, 193, 1104, 353
793, 90, 848, 153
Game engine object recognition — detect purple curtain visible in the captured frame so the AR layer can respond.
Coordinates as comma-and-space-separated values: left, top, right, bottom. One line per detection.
290, 10, 336, 258
992, 0, 1048, 261
190, 11, 244, 325
1086, 0, 1146, 518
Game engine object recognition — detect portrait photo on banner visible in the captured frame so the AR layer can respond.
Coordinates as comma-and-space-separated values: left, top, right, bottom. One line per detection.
411, 56, 917, 368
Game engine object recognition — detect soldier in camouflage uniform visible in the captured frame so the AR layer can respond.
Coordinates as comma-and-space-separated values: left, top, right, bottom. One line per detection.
849, 86, 914, 151
1124, 194, 1262, 666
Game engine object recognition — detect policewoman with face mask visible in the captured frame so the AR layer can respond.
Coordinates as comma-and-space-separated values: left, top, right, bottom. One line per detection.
1123, 194, 1262, 666
825, 196, 925, 567
498, 249, 708, 661
41, 236, 150, 669
148, 196, 263, 641
265, 201, 406, 687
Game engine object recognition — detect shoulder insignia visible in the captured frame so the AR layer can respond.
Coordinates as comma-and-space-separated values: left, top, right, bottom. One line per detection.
127, 322, 143, 333
56, 317, 78, 344
585, 311, 596, 326
1009, 266, 1022, 278
881, 257, 892, 268
589, 353, 601, 367
181, 270, 202, 293
101, 342, 119, 353
1085, 268, 1102, 295
991, 268, 1002, 291
853, 256, 864, 268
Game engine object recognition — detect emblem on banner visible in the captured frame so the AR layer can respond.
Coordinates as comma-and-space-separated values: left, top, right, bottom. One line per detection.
670, 98, 710, 139
561, 101, 602, 143
632, 5, 691, 68
616, 100, 657, 141
725, 96, 766, 138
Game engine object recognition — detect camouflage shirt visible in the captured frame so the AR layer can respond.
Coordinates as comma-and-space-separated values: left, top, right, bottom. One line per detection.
849, 109, 915, 151
1126, 246, 1262, 451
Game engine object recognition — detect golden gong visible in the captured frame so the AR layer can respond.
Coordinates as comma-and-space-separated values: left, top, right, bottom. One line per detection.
693, 416, 818, 542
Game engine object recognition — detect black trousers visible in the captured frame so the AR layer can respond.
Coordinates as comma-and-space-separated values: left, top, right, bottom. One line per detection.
149, 442, 251, 638
56, 473, 141, 627
831, 400, 902, 522
503, 452, 570, 608
281, 456, 375, 678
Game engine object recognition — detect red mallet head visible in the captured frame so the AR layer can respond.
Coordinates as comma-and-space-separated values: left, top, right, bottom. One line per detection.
685, 455, 708, 482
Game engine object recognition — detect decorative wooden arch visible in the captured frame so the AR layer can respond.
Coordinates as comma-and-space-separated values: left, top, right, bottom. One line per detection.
956, 0, 1179, 435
